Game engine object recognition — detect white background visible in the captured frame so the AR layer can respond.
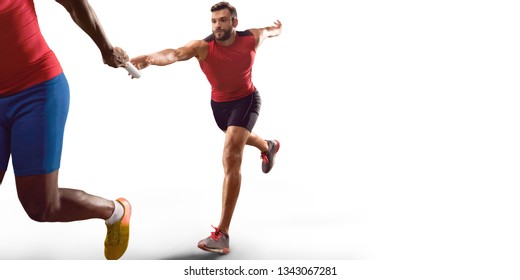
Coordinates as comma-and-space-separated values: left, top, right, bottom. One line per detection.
1, 0, 520, 278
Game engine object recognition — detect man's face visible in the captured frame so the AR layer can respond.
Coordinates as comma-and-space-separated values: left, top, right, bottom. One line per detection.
211, 9, 236, 41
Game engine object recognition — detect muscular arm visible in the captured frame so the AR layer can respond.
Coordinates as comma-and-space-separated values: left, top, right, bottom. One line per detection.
130, 40, 208, 70
55, 0, 127, 67
249, 20, 282, 49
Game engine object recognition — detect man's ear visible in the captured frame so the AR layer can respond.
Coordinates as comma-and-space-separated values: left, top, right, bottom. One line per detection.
232, 17, 238, 28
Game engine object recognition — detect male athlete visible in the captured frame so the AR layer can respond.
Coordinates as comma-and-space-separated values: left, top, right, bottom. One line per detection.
130, 2, 281, 254
0, 0, 131, 260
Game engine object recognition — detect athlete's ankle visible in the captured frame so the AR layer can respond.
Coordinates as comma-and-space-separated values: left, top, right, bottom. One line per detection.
105, 200, 124, 225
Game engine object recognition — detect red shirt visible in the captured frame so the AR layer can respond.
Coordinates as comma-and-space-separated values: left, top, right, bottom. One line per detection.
0, 0, 63, 96
199, 31, 256, 102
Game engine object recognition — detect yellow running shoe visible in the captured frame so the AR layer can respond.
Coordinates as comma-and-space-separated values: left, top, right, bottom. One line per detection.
104, 198, 131, 260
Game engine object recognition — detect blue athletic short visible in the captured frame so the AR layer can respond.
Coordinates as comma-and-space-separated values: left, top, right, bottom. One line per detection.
0, 73, 70, 176
211, 90, 261, 132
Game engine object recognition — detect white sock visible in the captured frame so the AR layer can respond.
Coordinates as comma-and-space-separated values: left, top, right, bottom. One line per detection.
105, 200, 124, 225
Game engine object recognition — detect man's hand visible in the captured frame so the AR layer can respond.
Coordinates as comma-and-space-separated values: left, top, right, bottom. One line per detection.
130, 55, 153, 70
102, 46, 129, 68
268, 20, 282, 37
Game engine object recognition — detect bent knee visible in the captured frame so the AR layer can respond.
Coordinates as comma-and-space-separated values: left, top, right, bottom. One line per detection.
23, 201, 60, 222
26, 209, 49, 222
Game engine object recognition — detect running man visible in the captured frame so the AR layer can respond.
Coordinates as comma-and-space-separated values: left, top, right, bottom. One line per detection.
130, 1, 281, 254
0, 0, 131, 260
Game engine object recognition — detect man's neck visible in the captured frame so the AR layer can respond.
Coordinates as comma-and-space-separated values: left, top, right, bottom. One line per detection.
216, 30, 237, 46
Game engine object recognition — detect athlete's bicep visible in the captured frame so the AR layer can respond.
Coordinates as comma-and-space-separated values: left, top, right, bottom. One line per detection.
173, 46, 196, 61
177, 40, 208, 61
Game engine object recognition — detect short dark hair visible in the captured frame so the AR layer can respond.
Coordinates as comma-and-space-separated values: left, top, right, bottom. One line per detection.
211, 2, 237, 19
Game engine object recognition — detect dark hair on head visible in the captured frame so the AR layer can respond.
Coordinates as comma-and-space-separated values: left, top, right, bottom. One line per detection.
211, 2, 237, 19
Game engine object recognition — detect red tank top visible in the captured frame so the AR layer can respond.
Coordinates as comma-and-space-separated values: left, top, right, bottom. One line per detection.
0, 0, 63, 96
199, 31, 256, 102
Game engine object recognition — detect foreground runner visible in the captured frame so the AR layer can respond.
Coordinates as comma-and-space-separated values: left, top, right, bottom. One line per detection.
0, 0, 132, 260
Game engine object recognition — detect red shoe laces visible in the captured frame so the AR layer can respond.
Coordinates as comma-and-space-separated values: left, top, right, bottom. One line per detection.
261, 153, 269, 163
210, 225, 223, 241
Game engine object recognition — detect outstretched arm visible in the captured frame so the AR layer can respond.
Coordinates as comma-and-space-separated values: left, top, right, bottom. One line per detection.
249, 20, 282, 49
130, 40, 207, 70
55, 0, 128, 67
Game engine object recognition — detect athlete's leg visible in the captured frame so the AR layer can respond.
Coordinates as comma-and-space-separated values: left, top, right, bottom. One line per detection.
217, 125, 250, 235
246, 132, 269, 152
202, 91, 270, 250
9, 74, 114, 221
15, 170, 114, 222
8, 74, 130, 259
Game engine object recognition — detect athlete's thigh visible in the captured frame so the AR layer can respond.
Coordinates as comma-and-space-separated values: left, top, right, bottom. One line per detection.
11, 74, 70, 176
228, 92, 261, 132
0, 123, 9, 178
224, 125, 251, 153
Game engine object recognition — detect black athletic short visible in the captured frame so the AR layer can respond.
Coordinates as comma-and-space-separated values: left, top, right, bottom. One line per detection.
211, 91, 261, 132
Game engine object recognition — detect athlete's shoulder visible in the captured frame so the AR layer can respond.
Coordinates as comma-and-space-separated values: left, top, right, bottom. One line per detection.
237, 30, 254, 37
203, 34, 214, 43
187, 38, 209, 61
